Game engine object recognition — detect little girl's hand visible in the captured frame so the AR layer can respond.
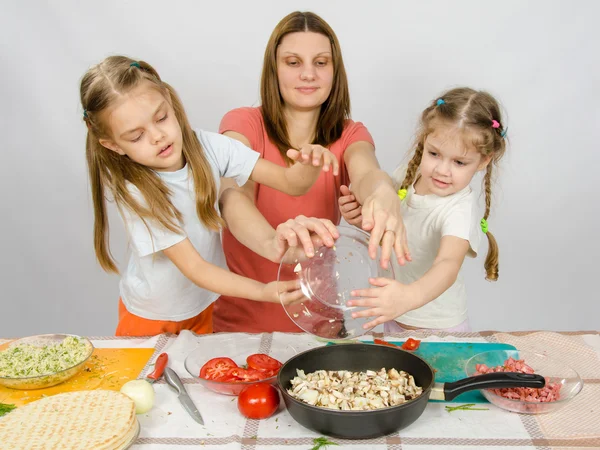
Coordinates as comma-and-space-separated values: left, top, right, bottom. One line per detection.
347, 278, 420, 329
286, 144, 340, 176
338, 185, 363, 227
262, 279, 303, 304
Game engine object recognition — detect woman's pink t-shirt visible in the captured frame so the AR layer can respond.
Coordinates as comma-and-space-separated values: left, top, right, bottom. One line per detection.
212, 107, 374, 333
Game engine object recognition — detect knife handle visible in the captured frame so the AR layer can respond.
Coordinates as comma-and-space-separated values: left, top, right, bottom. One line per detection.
147, 353, 168, 381
164, 367, 185, 394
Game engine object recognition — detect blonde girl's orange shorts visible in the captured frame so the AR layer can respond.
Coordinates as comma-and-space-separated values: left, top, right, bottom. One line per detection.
115, 299, 214, 337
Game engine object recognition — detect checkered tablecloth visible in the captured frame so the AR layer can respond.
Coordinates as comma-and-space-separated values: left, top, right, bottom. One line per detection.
3, 330, 599, 449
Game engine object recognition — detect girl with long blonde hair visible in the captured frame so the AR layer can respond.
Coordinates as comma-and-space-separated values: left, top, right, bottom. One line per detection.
81, 55, 338, 336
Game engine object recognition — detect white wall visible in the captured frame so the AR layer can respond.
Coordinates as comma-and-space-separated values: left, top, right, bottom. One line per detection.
1, 1, 598, 337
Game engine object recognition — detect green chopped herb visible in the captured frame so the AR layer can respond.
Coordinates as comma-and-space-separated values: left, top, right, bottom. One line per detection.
0, 403, 17, 417
445, 403, 489, 412
311, 436, 339, 450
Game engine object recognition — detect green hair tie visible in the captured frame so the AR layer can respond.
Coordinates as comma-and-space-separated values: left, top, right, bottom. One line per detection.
480, 218, 489, 234
130, 62, 140, 68
397, 189, 407, 200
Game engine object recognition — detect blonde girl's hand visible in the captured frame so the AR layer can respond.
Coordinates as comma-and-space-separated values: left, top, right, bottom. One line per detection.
261, 279, 304, 304
338, 185, 363, 227
271, 215, 339, 262
286, 144, 340, 176
346, 278, 420, 329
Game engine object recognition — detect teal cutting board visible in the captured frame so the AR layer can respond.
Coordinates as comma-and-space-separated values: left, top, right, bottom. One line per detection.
329, 341, 517, 403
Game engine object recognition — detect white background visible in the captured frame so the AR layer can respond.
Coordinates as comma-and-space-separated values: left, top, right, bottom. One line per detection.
1, 1, 598, 336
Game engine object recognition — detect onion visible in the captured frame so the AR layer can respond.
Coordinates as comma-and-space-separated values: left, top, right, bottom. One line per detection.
120, 379, 155, 414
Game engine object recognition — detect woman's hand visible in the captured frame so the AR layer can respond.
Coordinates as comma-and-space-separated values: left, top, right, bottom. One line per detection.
342, 143, 411, 269
267, 215, 339, 263
360, 184, 411, 269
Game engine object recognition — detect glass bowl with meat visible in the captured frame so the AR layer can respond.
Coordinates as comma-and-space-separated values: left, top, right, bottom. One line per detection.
465, 350, 583, 414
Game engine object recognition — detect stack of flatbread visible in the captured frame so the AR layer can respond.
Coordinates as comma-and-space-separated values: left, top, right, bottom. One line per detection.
0, 390, 139, 449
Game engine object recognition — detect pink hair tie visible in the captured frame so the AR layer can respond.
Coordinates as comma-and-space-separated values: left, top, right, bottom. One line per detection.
492, 120, 500, 129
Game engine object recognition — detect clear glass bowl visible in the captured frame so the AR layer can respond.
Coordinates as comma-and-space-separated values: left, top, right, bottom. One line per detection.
277, 226, 394, 340
0, 334, 94, 390
465, 350, 583, 414
184, 334, 298, 396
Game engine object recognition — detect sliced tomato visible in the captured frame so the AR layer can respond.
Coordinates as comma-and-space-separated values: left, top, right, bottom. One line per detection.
401, 338, 421, 351
373, 339, 398, 348
216, 376, 239, 382
227, 367, 268, 382
199, 357, 238, 381
247, 354, 282, 372
262, 368, 279, 378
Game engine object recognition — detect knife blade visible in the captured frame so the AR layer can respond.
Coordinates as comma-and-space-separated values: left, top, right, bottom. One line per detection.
145, 353, 168, 384
164, 367, 204, 425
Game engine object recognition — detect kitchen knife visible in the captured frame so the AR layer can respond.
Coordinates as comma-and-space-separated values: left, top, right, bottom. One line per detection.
164, 367, 204, 425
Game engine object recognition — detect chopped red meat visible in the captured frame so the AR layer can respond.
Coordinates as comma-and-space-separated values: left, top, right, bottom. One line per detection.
475, 356, 562, 403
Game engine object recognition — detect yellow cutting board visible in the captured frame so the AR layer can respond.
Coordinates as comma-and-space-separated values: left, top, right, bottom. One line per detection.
0, 348, 155, 406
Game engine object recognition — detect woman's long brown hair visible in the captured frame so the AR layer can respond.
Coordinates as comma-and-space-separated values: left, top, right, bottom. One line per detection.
260, 11, 351, 164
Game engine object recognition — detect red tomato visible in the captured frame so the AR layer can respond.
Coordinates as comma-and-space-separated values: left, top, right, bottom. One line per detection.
226, 367, 268, 382
237, 384, 280, 419
401, 338, 421, 351
373, 339, 398, 348
247, 354, 282, 372
199, 357, 238, 381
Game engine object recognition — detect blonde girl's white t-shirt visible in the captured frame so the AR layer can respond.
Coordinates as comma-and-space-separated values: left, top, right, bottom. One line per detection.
118, 130, 260, 321
391, 168, 481, 329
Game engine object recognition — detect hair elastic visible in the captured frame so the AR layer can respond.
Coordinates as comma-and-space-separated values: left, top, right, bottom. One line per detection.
436, 99, 445, 106
480, 218, 489, 234
397, 189, 407, 200
130, 62, 141, 68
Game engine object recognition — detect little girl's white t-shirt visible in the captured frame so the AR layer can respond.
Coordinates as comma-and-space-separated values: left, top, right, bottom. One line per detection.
391, 176, 482, 329
118, 130, 259, 321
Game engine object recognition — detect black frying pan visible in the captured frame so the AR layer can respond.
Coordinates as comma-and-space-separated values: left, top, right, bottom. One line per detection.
277, 343, 544, 439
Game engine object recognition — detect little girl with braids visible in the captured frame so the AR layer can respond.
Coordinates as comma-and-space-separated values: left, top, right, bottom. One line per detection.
340, 87, 507, 332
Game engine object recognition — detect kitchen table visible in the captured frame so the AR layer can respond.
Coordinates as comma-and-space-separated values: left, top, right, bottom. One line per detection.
1, 330, 598, 450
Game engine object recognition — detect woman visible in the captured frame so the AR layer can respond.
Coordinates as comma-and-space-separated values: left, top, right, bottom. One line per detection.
214, 11, 409, 333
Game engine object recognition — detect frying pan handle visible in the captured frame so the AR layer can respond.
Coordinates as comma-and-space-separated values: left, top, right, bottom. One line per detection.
437, 372, 546, 401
